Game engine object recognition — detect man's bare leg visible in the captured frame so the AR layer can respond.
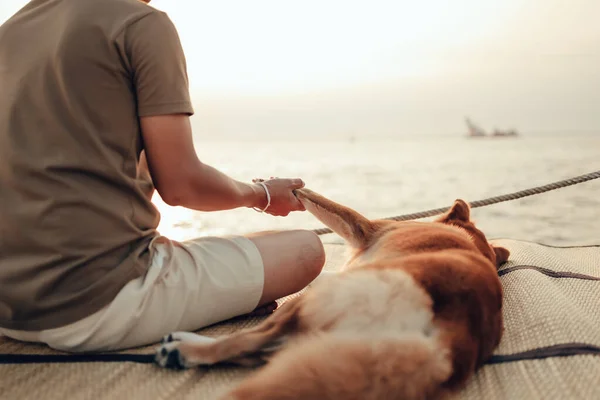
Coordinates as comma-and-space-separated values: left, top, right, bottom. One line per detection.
246, 230, 326, 307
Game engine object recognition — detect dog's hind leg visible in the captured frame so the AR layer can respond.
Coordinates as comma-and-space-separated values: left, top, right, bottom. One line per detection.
155, 296, 302, 369
294, 188, 378, 248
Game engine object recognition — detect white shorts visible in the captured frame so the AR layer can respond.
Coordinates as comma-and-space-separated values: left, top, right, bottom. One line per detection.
0, 235, 265, 352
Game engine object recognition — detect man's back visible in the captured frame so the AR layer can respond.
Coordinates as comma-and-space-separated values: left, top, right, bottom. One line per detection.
0, 0, 192, 330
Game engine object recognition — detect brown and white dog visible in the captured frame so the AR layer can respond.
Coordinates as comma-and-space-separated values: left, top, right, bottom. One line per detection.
156, 188, 509, 400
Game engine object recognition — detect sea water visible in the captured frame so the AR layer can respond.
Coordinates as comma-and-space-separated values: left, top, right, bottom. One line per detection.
154, 134, 600, 246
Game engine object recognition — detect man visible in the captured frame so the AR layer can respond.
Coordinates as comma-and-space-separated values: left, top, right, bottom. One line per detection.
0, 0, 325, 352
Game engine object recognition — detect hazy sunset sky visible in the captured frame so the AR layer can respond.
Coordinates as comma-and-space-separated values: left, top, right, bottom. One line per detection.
2, 0, 599, 137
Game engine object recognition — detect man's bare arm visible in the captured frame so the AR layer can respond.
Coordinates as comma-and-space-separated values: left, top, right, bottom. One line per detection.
140, 114, 304, 215
140, 114, 263, 211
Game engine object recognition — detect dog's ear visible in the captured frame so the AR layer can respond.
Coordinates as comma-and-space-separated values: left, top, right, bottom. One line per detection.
437, 199, 471, 223
493, 246, 510, 267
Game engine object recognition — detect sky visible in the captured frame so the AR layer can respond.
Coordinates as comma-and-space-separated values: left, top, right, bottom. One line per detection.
1, 0, 599, 137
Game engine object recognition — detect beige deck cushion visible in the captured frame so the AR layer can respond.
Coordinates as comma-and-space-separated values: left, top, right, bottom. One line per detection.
1, 239, 599, 399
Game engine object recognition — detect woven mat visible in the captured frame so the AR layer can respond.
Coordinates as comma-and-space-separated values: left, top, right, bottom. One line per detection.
1, 240, 599, 400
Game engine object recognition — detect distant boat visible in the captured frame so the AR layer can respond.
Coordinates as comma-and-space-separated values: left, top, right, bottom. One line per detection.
465, 117, 519, 138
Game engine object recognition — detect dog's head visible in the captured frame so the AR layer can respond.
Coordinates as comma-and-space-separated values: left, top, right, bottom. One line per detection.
436, 199, 510, 268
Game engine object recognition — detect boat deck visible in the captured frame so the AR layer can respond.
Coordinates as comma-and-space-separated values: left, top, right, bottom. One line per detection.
1, 239, 599, 399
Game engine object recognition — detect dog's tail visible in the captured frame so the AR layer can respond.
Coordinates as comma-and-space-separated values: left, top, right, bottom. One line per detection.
295, 188, 380, 249
223, 333, 452, 400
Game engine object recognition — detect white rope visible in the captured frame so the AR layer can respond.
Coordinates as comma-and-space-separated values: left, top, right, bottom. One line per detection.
311, 170, 600, 236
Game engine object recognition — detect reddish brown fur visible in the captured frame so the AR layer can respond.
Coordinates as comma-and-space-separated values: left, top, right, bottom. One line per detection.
158, 189, 509, 399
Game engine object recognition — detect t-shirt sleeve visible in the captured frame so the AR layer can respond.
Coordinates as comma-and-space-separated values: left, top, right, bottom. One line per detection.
124, 11, 194, 117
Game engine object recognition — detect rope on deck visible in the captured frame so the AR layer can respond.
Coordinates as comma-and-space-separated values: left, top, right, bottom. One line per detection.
311, 170, 600, 236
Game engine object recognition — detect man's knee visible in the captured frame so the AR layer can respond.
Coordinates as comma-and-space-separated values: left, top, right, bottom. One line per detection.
293, 230, 326, 280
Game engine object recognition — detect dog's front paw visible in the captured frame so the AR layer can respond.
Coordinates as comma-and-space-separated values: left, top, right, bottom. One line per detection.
155, 342, 191, 370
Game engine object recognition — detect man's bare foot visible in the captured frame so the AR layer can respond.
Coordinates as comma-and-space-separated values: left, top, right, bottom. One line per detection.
243, 301, 278, 317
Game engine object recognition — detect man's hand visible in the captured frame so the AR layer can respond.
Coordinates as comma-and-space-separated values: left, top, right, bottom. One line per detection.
252, 178, 306, 217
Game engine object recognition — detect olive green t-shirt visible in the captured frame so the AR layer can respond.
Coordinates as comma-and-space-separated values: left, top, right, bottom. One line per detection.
0, 0, 194, 330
